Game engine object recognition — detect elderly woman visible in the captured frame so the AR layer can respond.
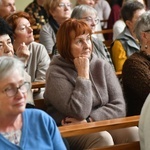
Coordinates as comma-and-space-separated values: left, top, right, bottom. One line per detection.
0, 56, 66, 149
44, 18, 139, 150
76, 0, 105, 41
6, 11, 50, 99
0, 17, 34, 106
39, 0, 72, 55
71, 4, 114, 68
122, 11, 150, 116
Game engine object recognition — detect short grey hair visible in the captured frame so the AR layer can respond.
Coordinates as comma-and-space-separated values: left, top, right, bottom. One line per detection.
134, 11, 150, 42
71, 4, 98, 19
0, 56, 25, 80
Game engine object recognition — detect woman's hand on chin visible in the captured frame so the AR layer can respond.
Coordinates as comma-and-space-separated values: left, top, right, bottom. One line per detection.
16, 42, 30, 63
74, 57, 89, 79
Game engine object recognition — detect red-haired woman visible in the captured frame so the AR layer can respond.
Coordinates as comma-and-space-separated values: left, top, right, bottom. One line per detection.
44, 18, 139, 150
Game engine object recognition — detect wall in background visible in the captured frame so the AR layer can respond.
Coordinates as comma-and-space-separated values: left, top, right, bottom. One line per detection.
15, 0, 76, 11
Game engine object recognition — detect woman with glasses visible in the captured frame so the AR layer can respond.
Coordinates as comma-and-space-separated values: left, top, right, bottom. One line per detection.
0, 17, 34, 106
122, 11, 150, 116
76, 0, 105, 41
44, 18, 139, 150
71, 4, 114, 69
0, 56, 66, 149
39, 0, 72, 56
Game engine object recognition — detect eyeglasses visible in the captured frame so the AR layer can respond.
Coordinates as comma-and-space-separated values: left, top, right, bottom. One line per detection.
81, 16, 99, 25
3, 82, 30, 97
144, 29, 150, 32
58, 3, 72, 8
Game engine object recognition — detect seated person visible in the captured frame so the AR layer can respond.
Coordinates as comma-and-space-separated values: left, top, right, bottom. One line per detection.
44, 18, 139, 150
139, 94, 150, 150
0, 56, 66, 149
71, 4, 114, 68
39, 0, 72, 56
113, 0, 146, 41
111, 1, 145, 71
122, 11, 150, 116
0, 17, 34, 106
76, 0, 105, 41
6, 11, 50, 99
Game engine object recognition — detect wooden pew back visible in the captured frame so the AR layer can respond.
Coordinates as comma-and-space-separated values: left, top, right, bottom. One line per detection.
33, 82, 140, 150
59, 116, 140, 150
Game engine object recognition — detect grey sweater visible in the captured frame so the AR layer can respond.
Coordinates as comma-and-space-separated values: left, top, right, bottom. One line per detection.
44, 53, 126, 125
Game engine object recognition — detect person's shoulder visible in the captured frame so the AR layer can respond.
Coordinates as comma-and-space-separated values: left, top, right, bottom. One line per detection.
124, 52, 147, 66
92, 37, 103, 44
91, 53, 109, 64
41, 23, 52, 30
113, 20, 125, 30
101, 0, 110, 7
29, 42, 46, 49
24, 109, 51, 119
28, 42, 48, 56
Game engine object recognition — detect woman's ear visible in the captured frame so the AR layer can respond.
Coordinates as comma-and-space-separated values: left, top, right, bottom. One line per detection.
125, 20, 132, 28
141, 32, 148, 41
140, 32, 149, 46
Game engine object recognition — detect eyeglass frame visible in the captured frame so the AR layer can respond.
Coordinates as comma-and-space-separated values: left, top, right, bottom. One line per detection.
144, 29, 150, 32
81, 16, 100, 25
2, 82, 30, 97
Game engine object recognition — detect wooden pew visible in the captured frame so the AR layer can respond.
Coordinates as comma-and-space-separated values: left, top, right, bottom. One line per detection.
34, 98, 140, 150
59, 115, 139, 137
92, 141, 140, 150
59, 116, 140, 150
32, 81, 46, 89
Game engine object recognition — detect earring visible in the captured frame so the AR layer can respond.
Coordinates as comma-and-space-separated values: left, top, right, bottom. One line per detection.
145, 45, 148, 49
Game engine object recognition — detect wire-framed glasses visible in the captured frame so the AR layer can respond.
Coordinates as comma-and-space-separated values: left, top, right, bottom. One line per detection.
82, 16, 100, 25
144, 29, 150, 32
3, 82, 30, 97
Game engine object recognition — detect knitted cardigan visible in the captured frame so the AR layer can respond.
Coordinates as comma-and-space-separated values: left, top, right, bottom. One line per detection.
122, 51, 150, 116
44, 53, 126, 125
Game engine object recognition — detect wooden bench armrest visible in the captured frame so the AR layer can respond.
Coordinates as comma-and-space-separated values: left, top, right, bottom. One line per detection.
59, 115, 139, 138
32, 81, 46, 89
94, 29, 113, 34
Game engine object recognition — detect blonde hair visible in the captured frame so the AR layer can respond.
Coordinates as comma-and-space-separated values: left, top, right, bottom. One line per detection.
43, 0, 60, 16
